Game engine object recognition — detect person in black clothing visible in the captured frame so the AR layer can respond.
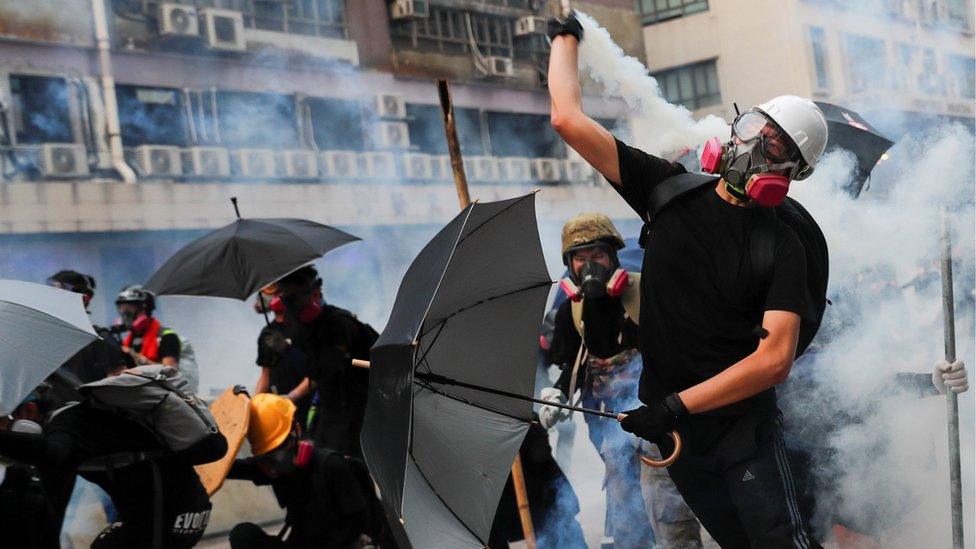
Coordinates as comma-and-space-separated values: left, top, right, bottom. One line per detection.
254, 284, 313, 426
548, 12, 829, 547
227, 393, 375, 548
262, 266, 375, 458
0, 399, 222, 548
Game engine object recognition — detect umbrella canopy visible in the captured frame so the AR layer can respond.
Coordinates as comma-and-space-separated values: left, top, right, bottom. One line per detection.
361, 194, 553, 548
0, 280, 98, 415
815, 102, 894, 198
145, 218, 359, 300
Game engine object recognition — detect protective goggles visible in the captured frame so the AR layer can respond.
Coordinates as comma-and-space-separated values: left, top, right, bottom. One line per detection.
731, 111, 799, 165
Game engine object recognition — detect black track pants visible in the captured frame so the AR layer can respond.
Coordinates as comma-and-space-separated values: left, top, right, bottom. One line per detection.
662, 413, 821, 549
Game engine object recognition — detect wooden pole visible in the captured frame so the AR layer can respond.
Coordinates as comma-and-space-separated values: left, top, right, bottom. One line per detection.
436, 79, 533, 547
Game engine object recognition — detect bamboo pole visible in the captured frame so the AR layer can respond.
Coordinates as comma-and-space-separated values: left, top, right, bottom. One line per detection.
436, 79, 532, 546
940, 207, 964, 549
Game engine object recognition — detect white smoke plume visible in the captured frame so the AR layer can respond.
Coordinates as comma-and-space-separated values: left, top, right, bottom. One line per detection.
574, 11, 729, 155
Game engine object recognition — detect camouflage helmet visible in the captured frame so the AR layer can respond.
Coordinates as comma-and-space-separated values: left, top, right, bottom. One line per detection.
561, 213, 625, 264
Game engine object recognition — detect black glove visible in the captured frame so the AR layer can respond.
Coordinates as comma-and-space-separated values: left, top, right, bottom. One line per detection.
263, 331, 290, 355
619, 393, 688, 441
546, 11, 583, 43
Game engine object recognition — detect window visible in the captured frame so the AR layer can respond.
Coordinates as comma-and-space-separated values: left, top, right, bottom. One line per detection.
809, 27, 831, 90
117, 85, 188, 147
216, 91, 298, 148
405, 104, 485, 156
306, 97, 365, 151
636, 0, 709, 25
651, 60, 721, 111
145, 0, 346, 39
391, 7, 513, 58
947, 55, 975, 98
917, 47, 944, 95
486, 112, 563, 158
9, 75, 72, 144
843, 34, 888, 93
945, 0, 970, 29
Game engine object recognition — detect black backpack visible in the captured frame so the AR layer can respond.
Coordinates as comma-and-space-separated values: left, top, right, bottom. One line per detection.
639, 173, 829, 356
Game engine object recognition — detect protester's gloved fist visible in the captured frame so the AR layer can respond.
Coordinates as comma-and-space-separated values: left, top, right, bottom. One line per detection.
546, 11, 583, 43
933, 359, 968, 394
263, 331, 290, 355
619, 393, 688, 441
538, 387, 571, 429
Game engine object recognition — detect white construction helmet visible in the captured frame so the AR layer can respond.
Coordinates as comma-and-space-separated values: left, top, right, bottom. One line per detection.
754, 95, 828, 180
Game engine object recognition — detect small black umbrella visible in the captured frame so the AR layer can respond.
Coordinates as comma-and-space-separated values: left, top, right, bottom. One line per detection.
145, 198, 359, 305
815, 102, 895, 198
361, 194, 561, 548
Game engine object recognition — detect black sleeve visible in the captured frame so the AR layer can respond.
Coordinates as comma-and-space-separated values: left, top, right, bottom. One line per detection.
307, 317, 359, 383
763, 226, 807, 316
548, 301, 581, 369
0, 430, 75, 469
227, 457, 273, 485
611, 138, 687, 221
256, 326, 274, 368
158, 332, 181, 362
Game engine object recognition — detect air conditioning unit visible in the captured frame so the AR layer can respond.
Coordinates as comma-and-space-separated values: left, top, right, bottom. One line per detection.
484, 56, 515, 78
502, 157, 532, 182
514, 16, 547, 37
184, 146, 230, 178
233, 149, 276, 177
34, 143, 89, 177
432, 155, 453, 180
363, 152, 398, 179
158, 3, 199, 37
320, 151, 361, 179
375, 122, 411, 149
201, 8, 245, 51
391, 0, 429, 20
532, 158, 561, 183
135, 145, 182, 177
375, 94, 406, 119
403, 153, 433, 180
465, 156, 500, 182
563, 159, 593, 183
280, 150, 319, 178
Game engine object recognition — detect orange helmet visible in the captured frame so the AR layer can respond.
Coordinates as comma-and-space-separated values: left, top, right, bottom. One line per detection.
247, 393, 296, 456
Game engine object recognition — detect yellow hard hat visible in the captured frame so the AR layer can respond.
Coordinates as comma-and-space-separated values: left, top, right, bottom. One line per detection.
247, 393, 296, 456
561, 213, 625, 263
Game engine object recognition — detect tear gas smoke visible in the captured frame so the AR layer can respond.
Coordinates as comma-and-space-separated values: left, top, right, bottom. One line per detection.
574, 11, 729, 156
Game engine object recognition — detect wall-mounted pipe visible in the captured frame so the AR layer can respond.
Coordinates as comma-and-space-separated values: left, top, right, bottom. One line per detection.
91, 0, 137, 184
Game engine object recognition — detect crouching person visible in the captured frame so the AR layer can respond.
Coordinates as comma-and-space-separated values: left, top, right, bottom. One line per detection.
0, 366, 225, 548
228, 393, 378, 548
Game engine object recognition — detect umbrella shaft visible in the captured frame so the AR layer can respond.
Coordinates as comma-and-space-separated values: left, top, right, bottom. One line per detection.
415, 372, 618, 419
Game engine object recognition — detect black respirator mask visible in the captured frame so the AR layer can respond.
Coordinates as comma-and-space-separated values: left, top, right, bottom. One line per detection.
578, 261, 611, 299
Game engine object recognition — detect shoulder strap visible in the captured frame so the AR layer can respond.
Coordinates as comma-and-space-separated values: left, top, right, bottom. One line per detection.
640, 173, 719, 248
570, 300, 583, 337
620, 272, 641, 326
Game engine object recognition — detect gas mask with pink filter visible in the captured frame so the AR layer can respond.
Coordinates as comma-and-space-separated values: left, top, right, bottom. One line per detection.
700, 110, 803, 207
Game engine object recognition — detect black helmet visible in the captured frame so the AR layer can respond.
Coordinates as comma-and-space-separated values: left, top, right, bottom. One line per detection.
116, 284, 155, 314
47, 270, 96, 297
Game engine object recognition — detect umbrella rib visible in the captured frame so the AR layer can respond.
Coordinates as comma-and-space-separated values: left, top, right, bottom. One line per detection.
412, 205, 476, 342
417, 280, 553, 341
413, 321, 447, 375
453, 193, 534, 248
414, 377, 530, 425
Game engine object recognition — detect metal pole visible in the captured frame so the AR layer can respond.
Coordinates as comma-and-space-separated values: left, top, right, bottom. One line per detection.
940, 206, 964, 549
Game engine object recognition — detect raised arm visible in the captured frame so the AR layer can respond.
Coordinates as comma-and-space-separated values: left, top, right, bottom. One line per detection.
547, 16, 620, 185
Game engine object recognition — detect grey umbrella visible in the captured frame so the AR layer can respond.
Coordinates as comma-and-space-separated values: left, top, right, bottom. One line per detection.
361, 194, 558, 548
145, 199, 359, 302
0, 280, 98, 415
814, 102, 894, 198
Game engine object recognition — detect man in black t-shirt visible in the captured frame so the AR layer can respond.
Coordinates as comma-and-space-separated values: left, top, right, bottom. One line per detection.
253, 284, 313, 426
547, 13, 829, 548
261, 266, 375, 458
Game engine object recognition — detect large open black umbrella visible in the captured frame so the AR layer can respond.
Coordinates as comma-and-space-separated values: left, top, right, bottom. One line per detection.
361, 194, 558, 548
815, 102, 894, 198
145, 198, 358, 304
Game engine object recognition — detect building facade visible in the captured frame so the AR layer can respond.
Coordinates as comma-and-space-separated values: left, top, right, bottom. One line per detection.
639, 0, 975, 135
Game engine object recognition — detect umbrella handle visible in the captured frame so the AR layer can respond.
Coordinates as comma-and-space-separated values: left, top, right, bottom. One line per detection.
638, 430, 682, 468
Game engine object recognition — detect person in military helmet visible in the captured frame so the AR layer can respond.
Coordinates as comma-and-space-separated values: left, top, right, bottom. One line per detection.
115, 285, 181, 368
538, 213, 702, 549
